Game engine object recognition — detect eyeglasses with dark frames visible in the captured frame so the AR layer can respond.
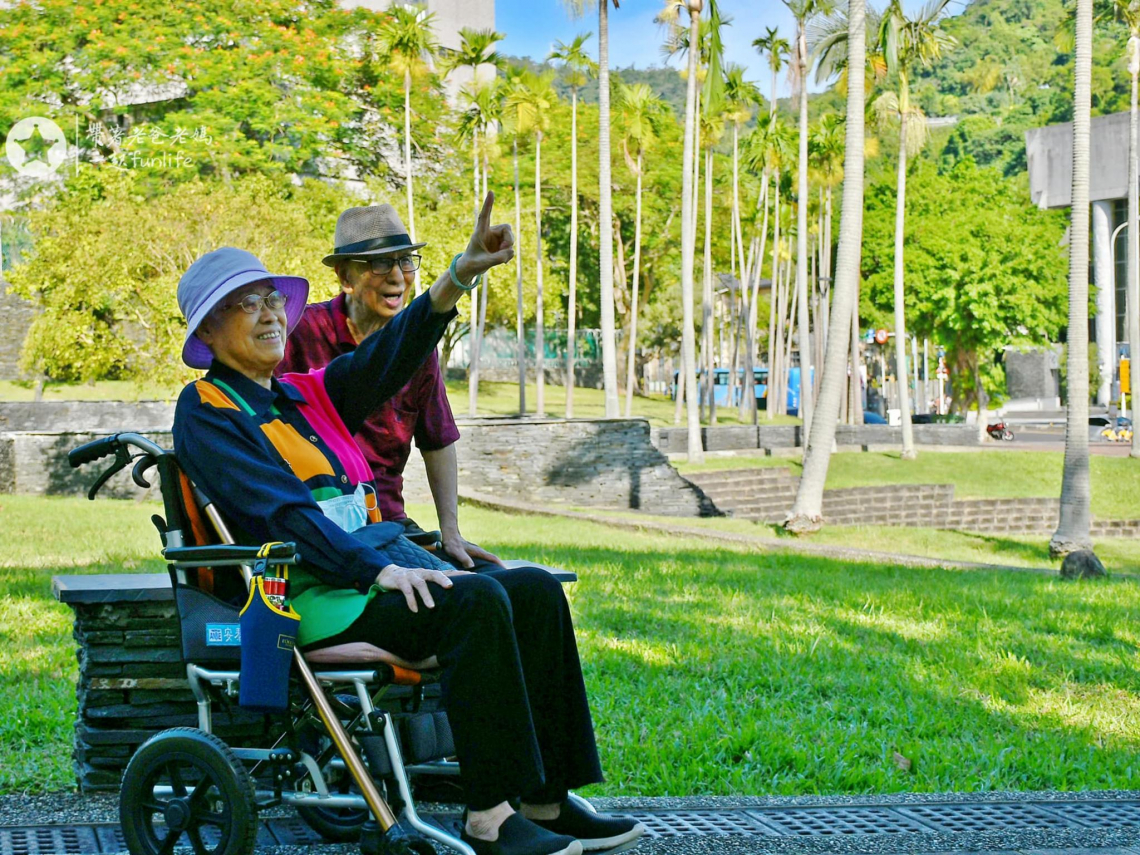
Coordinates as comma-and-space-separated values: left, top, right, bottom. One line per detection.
351, 254, 422, 275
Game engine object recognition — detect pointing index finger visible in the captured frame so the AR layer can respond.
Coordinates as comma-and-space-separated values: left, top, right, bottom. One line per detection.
477, 191, 494, 230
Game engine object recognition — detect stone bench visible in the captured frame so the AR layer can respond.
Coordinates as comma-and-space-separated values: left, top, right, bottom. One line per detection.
53, 563, 578, 792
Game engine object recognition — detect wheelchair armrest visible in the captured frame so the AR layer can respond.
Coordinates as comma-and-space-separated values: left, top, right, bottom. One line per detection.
163, 542, 299, 566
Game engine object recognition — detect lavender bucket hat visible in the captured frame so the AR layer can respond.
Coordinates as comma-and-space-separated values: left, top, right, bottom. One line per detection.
177, 247, 310, 369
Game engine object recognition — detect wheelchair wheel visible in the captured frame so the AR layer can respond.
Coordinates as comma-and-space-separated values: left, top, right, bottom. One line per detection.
293, 724, 369, 842
295, 801, 368, 843
120, 727, 258, 855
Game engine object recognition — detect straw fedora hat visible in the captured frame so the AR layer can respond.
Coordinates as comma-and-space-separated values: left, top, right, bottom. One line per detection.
321, 204, 427, 267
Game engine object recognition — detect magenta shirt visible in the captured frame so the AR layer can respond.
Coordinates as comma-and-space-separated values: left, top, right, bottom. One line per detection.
277, 293, 461, 521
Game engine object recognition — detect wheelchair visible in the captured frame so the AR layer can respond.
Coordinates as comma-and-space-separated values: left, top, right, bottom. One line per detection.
69, 432, 592, 855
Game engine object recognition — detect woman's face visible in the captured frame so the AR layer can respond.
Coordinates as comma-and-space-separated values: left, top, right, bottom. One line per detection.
195, 282, 287, 377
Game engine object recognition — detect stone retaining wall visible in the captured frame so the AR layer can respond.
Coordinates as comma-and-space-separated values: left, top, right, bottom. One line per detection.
685, 468, 1140, 537
67, 598, 270, 792
651, 423, 978, 454
2, 417, 712, 516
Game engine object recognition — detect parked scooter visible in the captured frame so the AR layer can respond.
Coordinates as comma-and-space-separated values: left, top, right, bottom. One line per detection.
987, 420, 1015, 441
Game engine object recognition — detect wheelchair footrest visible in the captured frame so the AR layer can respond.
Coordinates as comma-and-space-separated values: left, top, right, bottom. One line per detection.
357, 710, 454, 779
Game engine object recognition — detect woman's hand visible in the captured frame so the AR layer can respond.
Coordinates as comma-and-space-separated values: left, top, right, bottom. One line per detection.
455, 192, 515, 282
375, 564, 471, 613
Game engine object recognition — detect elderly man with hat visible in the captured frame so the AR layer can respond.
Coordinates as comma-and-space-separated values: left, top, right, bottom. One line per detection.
277, 201, 499, 570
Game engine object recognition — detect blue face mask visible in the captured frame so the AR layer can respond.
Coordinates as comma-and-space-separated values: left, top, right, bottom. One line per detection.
317, 483, 373, 533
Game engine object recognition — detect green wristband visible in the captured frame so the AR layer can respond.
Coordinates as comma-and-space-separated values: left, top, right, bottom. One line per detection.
449, 253, 482, 292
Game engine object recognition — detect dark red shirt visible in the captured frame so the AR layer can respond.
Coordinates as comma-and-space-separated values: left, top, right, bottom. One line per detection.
276, 293, 460, 521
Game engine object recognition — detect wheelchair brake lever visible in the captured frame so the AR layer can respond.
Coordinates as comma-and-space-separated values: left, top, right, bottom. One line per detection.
86, 446, 133, 501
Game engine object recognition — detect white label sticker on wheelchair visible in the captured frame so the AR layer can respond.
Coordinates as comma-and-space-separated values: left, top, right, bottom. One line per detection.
206, 623, 242, 646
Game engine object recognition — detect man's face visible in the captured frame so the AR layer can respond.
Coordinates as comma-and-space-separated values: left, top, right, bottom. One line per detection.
339, 256, 415, 324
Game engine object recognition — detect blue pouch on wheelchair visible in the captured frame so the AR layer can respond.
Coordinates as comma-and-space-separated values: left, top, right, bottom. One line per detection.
238, 573, 301, 713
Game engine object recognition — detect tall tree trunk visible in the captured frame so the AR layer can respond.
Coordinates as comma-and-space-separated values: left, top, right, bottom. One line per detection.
1129, 35, 1140, 459
680, 5, 704, 461
478, 150, 490, 363
566, 87, 579, 418
786, 0, 866, 531
535, 130, 546, 416
598, 0, 620, 417
850, 288, 863, 425
795, 21, 814, 438
704, 147, 717, 425
768, 174, 782, 418
514, 137, 526, 414
625, 154, 644, 417
467, 142, 482, 417
404, 69, 419, 295
893, 112, 917, 459
1051, 0, 1094, 556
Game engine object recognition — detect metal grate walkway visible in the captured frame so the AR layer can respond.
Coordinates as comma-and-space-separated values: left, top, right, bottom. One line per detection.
2, 798, 1139, 853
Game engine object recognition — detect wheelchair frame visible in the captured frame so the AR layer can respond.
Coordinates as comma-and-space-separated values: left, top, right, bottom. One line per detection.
69, 432, 491, 855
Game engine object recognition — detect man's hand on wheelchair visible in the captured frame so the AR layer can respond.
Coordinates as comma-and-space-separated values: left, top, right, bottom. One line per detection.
441, 531, 504, 570
376, 564, 471, 613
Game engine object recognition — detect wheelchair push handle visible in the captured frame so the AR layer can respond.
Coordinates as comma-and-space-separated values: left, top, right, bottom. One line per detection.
69, 433, 172, 501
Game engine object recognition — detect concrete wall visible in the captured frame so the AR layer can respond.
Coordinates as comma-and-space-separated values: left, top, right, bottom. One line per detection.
1, 415, 713, 516
1005, 347, 1060, 401
1026, 111, 1131, 209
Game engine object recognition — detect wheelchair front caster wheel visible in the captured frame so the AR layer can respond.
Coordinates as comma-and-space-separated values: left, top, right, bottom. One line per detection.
120, 727, 258, 855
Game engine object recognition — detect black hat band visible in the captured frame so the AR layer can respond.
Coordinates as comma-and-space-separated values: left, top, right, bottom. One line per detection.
334, 233, 413, 255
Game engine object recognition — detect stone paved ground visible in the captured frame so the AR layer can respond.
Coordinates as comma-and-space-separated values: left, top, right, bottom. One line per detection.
3, 793, 1139, 855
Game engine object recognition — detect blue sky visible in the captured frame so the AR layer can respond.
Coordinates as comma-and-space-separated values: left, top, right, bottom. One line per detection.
494, 0, 942, 98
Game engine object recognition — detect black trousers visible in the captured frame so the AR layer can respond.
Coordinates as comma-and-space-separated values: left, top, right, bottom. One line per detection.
305, 566, 604, 810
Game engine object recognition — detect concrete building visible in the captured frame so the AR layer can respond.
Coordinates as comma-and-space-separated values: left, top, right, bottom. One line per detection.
1026, 112, 1134, 406
345, 0, 497, 100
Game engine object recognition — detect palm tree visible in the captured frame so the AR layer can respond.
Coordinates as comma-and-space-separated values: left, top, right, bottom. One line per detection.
752, 28, 790, 419
376, 3, 439, 296
502, 71, 531, 414
561, 0, 622, 417
784, 0, 833, 441
455, 80, 503, 417
547, 35, 597, 418
700, 108, 727, 424
618, 83, 670, 417
674, 0, 705, 462
746, 120, 793, 418
809, 114, 845, 396
724, 65, 761, 421
810, 4, 887, 428
507, 71, 557, 416
874, 0, 954, 459
785, 0, 867, 533
1051, 0, 1095, 556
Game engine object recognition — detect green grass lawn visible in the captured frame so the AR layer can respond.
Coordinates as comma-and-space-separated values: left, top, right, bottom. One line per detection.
3, 494, 1139, 797
676, 450, 1140, 521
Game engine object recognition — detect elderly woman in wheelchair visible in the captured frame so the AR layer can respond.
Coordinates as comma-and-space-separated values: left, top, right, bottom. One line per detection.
159, 195, 644, 855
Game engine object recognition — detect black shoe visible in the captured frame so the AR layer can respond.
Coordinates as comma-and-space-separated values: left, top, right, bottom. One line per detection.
461, 812, 583, 855
531, 800, 646, 851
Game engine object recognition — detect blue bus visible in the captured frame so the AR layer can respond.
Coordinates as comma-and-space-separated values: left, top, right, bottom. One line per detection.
673, 367, 810, 413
